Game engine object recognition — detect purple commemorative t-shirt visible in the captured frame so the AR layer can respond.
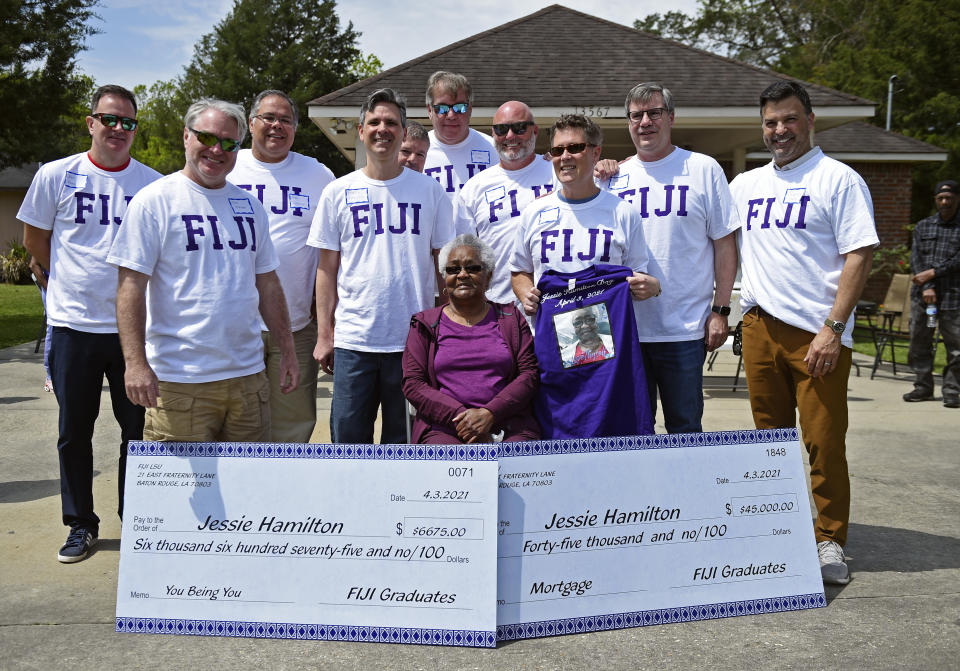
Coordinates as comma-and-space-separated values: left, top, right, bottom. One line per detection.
534, 265, 653, 438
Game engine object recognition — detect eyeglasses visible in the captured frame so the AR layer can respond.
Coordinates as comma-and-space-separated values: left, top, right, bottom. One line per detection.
573, 314, 597, 327
432, 102, 469, 115
492, 121, 532, 136
92, 113, 138, 131
548, 142, 593, 157
254, 114, 295, 127
189, 127, 241, 152
444, 264, 484, 276
627, 108, 668, 122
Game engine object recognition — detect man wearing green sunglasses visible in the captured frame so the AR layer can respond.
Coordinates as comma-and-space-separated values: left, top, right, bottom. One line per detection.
110, 98, 298, 448
19, 84, 161, 564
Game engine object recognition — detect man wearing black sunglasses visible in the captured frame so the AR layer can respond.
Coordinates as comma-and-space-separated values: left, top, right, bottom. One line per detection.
19, 84, 161, 563
602, 82, 739, 435
423, 71, 496, 200
111, 98, 298, 449
453, 101, 556, 306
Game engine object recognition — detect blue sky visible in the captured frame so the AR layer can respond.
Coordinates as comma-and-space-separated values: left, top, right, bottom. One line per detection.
77, 0, 697, 91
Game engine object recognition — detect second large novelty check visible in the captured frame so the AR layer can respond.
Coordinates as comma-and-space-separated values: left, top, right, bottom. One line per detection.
495, 429, 826, 640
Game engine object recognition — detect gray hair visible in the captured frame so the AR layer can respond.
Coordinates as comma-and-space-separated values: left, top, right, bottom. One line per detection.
405, 120, 429, 143
250, 89, 299, 127
438, 234, 496, 275
624, 82, 675, 116
184, 98, 248, 143
360, 88, 407, 127
426, 71, 473, 106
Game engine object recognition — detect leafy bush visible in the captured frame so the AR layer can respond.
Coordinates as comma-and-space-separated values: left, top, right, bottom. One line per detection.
870, 244, 911, 278
1, 240, 32, 285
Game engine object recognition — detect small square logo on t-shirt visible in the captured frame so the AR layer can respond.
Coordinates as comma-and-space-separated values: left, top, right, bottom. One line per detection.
229, 198, 255, 215
289, 193, 310, 210
471, 150, 491, 165
64, 171, 87, 190
484, 186, 506, 203
783, 187, 806, 204
345, 188, 369, 206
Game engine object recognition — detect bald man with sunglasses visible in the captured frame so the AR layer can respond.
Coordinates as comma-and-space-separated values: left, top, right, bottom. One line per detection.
110, 97, 297, 447
19, 84, 161, 563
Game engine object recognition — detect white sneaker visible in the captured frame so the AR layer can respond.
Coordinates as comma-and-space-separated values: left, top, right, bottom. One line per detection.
817, 540, 850, 585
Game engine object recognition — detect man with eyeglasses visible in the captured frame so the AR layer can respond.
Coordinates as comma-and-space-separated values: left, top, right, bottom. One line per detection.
729, 80, 877, 585
308, 88, 454, 444
453, 101, 556, 305
423, 71, 496, 199
602, 82, 739, 435
19, 84, 161, 563
110, 98, 298, 448
225, 90, 336, 443
398, 121, 430, 173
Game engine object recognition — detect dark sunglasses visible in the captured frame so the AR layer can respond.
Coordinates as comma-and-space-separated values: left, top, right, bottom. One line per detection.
548, 142, 593, 157
627, 108, 668, 122
432, 102, 469, 115
573, 314, 597, 327
189, 127, 241, 152
92, 113, 138, 131
492, 121, 532, 136
444, 264, 484, 276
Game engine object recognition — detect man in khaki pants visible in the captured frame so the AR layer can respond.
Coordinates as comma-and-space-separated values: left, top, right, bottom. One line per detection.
110, 97, 298, 443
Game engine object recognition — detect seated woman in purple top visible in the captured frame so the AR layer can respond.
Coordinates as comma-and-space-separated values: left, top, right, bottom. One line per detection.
403, 234, 541, 444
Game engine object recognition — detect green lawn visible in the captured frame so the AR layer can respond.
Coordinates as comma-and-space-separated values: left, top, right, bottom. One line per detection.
0, 283, 44, 349
852, 319, 947, 373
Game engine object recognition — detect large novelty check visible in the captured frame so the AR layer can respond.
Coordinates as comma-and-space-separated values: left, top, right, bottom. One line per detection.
496, 429, 826, 641
115, 442, 499, 648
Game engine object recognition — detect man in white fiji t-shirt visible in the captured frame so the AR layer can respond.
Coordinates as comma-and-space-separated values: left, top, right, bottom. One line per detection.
423, 71, 496, 200
510, 114, 660, 315
110, 98, 298, 445
603, 82, 738, 434
309, 88, 454, 444
20, 85, 161, 563
730, 80, 877, 586
228, 89, 335, 443
454, 101, 556, 305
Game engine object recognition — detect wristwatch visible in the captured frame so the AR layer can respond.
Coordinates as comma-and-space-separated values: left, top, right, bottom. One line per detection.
824, 318, 845, 335
712, 305, 731, 316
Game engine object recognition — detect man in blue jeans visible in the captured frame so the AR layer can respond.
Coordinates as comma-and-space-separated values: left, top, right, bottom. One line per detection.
603, 82, 738, 432
309, 88, 454, 443
19, 85, 161, 562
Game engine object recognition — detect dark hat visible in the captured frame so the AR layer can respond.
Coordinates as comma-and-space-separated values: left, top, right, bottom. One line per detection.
935, 180, 959, 195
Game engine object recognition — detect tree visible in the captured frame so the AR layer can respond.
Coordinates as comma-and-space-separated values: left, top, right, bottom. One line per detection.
0, 0, 100, 169
636, 0, 960, 221
132, 0, 376, 176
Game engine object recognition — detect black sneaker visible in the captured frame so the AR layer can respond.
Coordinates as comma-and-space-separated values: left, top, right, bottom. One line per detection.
902, 389, 934, 402
944, 397, 960, 409
57, 527, 98, 563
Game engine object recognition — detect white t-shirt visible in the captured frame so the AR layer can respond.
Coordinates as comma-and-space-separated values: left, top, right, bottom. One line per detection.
307, 168, 454, 352
453, 159, 557, 303
17, 153, 160, 332
424, 129, 496, 199
604, 148, 739, 342
730, 147, 878, 348
228, 149, 335, 331
107, 173, 279, 383
510, 189, 649, 280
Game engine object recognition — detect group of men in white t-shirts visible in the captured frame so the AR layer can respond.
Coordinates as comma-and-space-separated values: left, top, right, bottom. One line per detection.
22, 74, 874, 585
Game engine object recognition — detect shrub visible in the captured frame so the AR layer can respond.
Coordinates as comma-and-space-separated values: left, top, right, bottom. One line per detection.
1, 240, 32, 285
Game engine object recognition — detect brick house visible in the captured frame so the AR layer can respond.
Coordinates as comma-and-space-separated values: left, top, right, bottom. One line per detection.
308, 4, 946, 301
